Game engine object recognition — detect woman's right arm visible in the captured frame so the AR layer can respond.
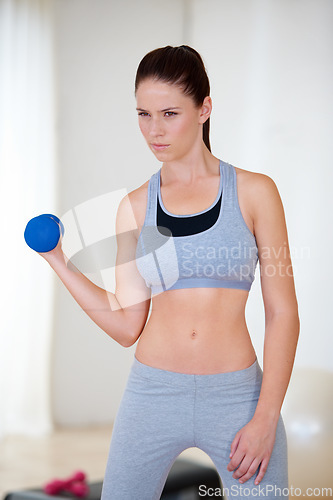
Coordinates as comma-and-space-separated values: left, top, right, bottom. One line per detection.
39, 194, 151, 347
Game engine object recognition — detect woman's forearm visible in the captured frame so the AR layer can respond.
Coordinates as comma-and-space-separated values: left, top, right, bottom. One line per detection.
253, 311, 300, 424
44, 251, 135, 347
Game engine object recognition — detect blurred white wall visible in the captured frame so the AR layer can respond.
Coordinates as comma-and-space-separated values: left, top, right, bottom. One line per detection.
0, 0, 56, 437
51, 0, 333, 435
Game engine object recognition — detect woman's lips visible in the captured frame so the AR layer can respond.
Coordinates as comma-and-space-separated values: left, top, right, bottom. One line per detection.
151, 144, 170, 151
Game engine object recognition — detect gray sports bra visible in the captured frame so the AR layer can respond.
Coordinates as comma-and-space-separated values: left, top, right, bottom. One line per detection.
135, 159, 259, 296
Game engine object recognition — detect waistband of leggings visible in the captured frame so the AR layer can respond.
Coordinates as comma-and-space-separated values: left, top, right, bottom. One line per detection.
131, 355, 262, 388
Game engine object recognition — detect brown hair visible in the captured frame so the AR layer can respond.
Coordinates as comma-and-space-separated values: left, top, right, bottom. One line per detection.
134, 45, 211, 152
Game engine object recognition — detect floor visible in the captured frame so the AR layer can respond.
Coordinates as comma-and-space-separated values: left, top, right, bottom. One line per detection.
0, 425, 214, 499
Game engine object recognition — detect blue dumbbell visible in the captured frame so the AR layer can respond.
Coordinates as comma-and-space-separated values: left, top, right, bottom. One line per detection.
24, 214, 65, 253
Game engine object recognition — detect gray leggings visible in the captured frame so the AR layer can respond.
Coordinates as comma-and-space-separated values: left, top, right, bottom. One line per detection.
101, 356, 288, 499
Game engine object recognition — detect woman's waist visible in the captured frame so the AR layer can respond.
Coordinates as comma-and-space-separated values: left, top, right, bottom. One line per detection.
135, 318, 256, 374
131, 353, 261, 386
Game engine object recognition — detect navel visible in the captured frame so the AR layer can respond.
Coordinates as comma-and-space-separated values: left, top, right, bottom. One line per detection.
191, 330, 197, 339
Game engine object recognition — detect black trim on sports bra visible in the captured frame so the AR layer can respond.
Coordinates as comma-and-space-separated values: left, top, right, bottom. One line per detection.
157, 191, 222, 237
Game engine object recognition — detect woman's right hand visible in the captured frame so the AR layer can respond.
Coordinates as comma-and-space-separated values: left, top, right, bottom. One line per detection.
38, 229, 65, 264
24, 213, 65, 259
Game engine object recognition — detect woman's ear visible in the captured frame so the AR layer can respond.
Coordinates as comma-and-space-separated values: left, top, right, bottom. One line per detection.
199, 96, 212, 124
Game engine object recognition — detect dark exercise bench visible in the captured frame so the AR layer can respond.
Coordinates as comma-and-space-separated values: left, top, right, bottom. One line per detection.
3, 458, 223, 499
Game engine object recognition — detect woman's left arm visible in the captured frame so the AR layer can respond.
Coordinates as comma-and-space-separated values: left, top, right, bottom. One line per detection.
227, 173, 300, 485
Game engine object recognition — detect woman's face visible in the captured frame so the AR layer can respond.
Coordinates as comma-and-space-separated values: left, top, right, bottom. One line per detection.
136, 78, 209, 161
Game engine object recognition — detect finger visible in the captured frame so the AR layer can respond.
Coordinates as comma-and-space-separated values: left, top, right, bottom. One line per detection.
229, 432, 241, 459
254, 458, 269, 485
236, 458, 260, 483
232, 455, 256, 480
227, 448, 246, 472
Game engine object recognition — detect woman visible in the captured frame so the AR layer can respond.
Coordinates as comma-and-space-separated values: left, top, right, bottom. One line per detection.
40, 46, 300, 499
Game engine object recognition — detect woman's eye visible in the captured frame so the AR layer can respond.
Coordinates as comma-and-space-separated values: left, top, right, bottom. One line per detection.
137, 111, 177, 117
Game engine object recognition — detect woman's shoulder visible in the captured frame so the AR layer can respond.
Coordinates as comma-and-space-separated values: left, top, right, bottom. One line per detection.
234, 164, 276, 184
234, 165, 282, 222
234, 165, 279, 198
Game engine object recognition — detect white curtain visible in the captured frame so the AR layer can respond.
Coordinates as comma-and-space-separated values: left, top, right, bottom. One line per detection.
0, 0, 56, 437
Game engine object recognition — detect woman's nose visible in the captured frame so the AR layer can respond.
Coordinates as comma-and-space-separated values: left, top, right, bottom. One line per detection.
150, 117, 164, 136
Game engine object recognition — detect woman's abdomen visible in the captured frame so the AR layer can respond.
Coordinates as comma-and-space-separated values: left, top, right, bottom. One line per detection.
135, 288, 257, 374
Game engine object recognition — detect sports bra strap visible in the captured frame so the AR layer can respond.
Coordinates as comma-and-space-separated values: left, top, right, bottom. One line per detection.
144, 171, 158, 227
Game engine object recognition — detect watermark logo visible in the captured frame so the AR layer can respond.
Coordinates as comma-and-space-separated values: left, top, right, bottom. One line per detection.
198, 484, 332, 497
55, 187, 311, 310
